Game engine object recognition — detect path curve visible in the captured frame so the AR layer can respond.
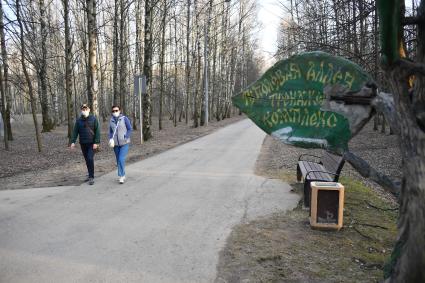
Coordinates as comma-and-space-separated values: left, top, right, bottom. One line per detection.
0, 119, 299, 283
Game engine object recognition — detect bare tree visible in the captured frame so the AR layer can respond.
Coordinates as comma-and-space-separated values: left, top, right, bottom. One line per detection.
38, 0, 54, 132
0, 0, 261, 150
87, 0, 99, 117
159, 0, 168, 130
185, 0, 191, 124
16, 0, 42, 152
193, 0, 201, 128
134, 0, 143, 130
0, 1, 9, 148
173, 3, 178, 127
0, 47, 7, 150
113, 0, 120, 105
119, 0, 129, 114
62, 0, 73, 141
378, 2, 425, 281
143, 0, 153, 140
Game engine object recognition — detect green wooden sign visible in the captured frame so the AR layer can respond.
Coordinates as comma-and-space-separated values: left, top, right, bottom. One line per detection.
232, 51, 373, 151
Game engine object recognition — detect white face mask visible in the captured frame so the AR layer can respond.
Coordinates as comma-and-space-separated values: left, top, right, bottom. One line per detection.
81, 110, 89, 117
112, 111, 120, 118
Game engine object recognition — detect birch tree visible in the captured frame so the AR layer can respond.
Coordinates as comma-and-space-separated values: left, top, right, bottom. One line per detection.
87, 0, 99, 117
0, 0, 9, 148
16, 0, 42, 152
185, 0, 191, 124
0, 0, 262, 149
62, 0, 73, 140
143, 0, 153, 140
159, 0, 168, 130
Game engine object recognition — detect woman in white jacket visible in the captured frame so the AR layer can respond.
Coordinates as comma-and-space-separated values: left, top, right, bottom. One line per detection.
109, 105, 132, 184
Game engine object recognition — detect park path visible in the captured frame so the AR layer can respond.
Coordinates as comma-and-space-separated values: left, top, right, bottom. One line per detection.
0, 119, 299, 283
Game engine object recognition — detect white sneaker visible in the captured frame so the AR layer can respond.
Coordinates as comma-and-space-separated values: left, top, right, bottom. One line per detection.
119, 176, 125, 184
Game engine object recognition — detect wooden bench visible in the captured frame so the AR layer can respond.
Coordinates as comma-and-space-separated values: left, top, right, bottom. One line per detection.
296, 151, 345, 207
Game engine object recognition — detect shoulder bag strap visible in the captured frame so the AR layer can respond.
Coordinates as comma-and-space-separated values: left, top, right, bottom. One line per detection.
111, 119, 120, 138
84, 119, 95, 138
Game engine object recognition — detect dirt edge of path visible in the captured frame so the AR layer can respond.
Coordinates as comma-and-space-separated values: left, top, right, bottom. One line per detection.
215, 123, 399, 282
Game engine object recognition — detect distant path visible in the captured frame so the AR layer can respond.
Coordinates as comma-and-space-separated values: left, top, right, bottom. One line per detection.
0, 119, 299, 283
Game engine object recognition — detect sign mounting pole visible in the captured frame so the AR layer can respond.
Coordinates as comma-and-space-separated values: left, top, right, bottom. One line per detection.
135, 75, 146, 144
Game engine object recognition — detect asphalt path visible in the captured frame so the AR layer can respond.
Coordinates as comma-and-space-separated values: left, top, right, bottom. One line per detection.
0, 119, 299, 283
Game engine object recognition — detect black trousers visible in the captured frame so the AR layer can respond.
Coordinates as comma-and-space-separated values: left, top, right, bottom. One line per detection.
81, 143, 94, 178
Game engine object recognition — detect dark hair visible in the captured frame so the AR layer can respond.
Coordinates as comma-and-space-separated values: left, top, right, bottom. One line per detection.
111, 105, 121, 110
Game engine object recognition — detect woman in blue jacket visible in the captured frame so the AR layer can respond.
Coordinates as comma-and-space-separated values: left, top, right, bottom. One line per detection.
109, 105, 132, 184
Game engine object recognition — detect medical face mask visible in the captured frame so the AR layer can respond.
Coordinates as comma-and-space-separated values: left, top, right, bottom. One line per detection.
112, 112, 120, 118
81, 110, 89, 117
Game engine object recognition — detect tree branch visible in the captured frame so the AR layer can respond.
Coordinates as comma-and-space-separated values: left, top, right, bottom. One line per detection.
353, 227, 374, 240
343, 151, 401, 197
357, 222, 389, 230
396, 58, 425, 77
364, 200, 398, 211
371, 92, 399, 135
402, 16, 424, 26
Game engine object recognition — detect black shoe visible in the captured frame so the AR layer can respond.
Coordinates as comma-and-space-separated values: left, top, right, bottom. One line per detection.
84, 177, 90, 182
88, 178, 94, 185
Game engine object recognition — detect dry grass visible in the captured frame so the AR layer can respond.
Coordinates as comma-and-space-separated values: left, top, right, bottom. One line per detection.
217, 124, 400, 282
216, 175, 398, 283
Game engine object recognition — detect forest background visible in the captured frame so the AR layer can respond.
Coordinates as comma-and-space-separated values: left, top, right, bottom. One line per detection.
0, 0, 424, 281
0, 0, 263, 152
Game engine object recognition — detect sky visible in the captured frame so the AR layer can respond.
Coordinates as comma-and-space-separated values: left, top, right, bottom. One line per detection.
257, 0, 283, 69
256, 0, 417, 70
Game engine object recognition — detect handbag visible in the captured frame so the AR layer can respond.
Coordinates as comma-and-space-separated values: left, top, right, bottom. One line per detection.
109, 120, 120, 148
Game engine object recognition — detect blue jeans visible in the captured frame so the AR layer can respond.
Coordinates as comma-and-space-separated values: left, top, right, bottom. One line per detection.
81, 143, 94, 178
113, 144, 129, 177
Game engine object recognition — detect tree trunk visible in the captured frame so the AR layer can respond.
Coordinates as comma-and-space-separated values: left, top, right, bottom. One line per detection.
0, 51, 7, 150
0, 0, 11, 143
193, 0, 201, 128
113, 0, 119, 106
159, 0, 167, 130
51, 81, 59, 126
39, 0, 53, 132
173, 6, 178, 127
97, 11, 107, 122
385, 70, 425, 282
211, 12, 218, 119
226, 0, 244, 120
73, 66, 79, 119
46, 7, 59, 126
78, 11, 91, 106
185, 0, 191, 124
217, 1, 228, 121
142, 0, 153, 140
16, 0, 42, 152
134, 0, 143, 130
223, 1, 231, 119
87, 0, 99, 117
384, 2, 425, 281
119, 0, 128, 114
